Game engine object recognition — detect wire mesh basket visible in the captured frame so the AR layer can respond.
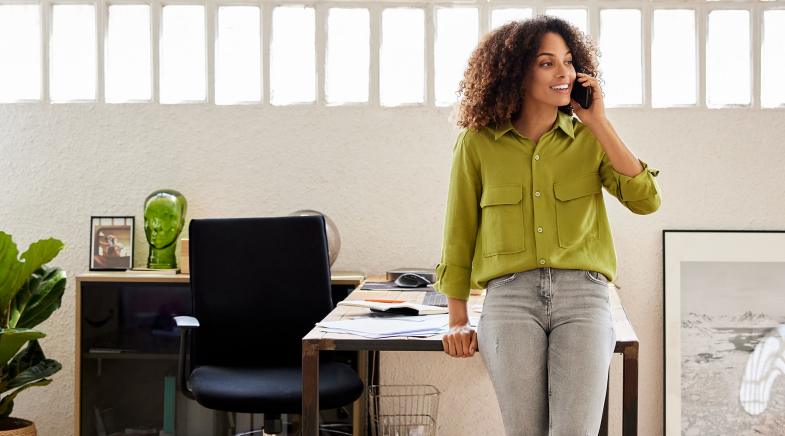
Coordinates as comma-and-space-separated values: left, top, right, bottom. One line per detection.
368, 384, 440, 436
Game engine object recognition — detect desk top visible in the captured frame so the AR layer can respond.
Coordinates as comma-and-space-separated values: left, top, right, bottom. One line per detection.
75, 270, 366, 285
303, 275, 638, 353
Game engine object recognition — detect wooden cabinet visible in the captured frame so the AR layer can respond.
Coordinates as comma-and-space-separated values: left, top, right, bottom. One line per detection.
75, 271, 364, 436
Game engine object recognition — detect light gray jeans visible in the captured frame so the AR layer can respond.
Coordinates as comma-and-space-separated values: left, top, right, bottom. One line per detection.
477, 267, 615, 436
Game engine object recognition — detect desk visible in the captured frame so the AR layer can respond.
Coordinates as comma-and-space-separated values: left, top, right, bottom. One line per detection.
302, 277, 639, 436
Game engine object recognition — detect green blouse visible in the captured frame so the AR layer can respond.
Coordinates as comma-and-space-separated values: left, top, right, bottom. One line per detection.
433, 111, 661, 301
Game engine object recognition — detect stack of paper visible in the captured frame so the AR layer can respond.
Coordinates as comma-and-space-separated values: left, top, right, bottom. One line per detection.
316, 314, 479, 339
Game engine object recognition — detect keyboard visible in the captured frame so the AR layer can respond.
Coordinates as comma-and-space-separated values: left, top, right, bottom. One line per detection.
422, 292, 448, 307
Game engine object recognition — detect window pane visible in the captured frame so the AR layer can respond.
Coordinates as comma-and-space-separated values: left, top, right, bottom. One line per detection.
270, 6, 315, 105
707, 10, 750, 107
326, 8, 369, 105
216, 6, 261, 104
762, 10, 785, 108
490, 8, 532, 30
160, 5, 205, 103
51, 5, 96, 102
652, 9, 696, 107
600, 9, 642, 106
435, 7, 478, 107
544, 8, 588, 35
106, 5, 151, 103
0, 5, 40, 102
380, 8, 424, 106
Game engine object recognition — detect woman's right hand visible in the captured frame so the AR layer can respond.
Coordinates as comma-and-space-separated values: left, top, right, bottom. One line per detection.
442, 322, 477, 357
442, 297, 477, 357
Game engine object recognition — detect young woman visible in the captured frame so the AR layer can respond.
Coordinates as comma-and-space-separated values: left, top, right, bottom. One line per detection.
433, 16, 661, 436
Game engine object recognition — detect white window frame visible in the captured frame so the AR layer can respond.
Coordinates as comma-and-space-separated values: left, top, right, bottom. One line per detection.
0, 0, 782, 109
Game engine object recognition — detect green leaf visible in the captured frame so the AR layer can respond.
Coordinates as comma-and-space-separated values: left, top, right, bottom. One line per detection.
0, 330, 45, 367
7, 358, 60, 391
0, 340, 44, 393
10, 267, 45, 328
14, 267, 66, 329
0, 233, 64, 327
0, 379, 51, 418
0, 340, 60, 394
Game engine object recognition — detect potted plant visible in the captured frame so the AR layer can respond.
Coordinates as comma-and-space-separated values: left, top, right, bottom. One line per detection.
0, 231, 66, 435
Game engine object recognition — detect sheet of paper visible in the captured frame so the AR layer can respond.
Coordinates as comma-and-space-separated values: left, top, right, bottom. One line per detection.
316, 314, 480, 338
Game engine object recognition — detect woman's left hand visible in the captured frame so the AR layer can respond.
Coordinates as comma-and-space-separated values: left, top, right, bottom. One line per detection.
571, 72, 606, 127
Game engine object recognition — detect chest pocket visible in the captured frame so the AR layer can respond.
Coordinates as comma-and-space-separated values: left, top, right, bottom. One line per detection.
480, 184, 525, 257
553, 174, 601, 248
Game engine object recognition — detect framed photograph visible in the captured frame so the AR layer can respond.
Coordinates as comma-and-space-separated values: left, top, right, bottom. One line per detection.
664, 230, 785, 435
90, 216, 135, 271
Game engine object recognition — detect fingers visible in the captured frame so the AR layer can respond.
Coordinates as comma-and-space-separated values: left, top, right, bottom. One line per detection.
442, 326, 477, 358
577, 72, 600, 94
460, 330, 471, 355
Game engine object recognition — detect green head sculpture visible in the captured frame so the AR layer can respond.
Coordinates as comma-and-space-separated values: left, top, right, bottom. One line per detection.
144, 189, 187, 269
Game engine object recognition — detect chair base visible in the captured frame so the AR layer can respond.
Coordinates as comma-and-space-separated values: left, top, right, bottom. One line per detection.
215, 410, 354, 436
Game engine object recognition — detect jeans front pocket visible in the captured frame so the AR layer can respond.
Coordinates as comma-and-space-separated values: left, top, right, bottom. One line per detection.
480, 184, 525, 257
487, 272, 518, 291
554, 174, 601, 248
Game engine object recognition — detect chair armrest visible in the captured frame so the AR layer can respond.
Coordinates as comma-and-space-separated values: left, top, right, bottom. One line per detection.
174, 316, 200, 329
173, 315, 200, 400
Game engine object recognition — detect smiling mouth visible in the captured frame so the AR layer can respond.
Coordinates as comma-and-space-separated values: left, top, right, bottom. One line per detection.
550, 85, 570, 94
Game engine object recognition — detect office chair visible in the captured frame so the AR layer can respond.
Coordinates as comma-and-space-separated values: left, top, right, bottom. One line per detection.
175, 216, 364, 435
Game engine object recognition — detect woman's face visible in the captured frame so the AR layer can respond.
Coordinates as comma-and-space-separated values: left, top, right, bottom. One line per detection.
523, 32, 576, 109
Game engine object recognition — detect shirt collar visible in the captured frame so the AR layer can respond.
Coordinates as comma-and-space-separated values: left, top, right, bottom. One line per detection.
493, 111, 575, 141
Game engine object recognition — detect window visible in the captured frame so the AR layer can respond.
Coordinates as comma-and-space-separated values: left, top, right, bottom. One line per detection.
707, 10, 751, 107
380, 8, 424, 106
544, 8, 587, 35
326, 8, 370, 105
600, 9, 643, 106
160, 5, 206, 103
1, 1, 783, 109
0, 5, 40, 102
761, 10, 785, 108
216, 6, 261, 104
434, 7, 478, 107
490, 8, 533, 30
652, 9, 697, 107
51, 4, 96, 102
270, 5, 315, 105
105, 5, 151, 103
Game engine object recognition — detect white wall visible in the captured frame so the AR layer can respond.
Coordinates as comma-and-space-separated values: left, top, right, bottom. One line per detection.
1, 103, 783, 435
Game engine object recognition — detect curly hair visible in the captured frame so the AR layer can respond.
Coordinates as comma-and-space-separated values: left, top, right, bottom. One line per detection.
454, 15, 602, 132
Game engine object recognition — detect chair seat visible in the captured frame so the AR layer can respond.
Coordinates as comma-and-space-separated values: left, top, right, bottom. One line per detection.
189, 362, 364, 414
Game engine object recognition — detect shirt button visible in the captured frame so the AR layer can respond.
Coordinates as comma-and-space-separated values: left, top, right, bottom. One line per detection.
537, 227, 543, 233
539, 259, 546, 265
534, 154, 540, 160
534, 191, 541, 197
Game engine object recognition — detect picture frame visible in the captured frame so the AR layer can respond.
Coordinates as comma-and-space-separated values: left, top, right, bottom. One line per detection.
90, 216, 135, 271
663, 230, 785, 435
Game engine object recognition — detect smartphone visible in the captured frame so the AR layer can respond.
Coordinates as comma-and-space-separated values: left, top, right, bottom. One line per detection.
570, 76, 593, 109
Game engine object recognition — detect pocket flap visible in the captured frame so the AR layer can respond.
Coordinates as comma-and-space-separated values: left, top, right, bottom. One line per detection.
554, 174, 601, 201
480, 185, 522, 207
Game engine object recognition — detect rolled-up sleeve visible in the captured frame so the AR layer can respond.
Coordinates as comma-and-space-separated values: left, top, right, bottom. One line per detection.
599, 151, 661, 215
433, 131, 481, 301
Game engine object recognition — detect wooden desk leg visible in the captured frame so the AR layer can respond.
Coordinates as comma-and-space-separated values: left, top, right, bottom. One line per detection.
353, 351, 368, 436
623, 344, 639, 436
599, 371, 609, 436
302, 341, 320, 436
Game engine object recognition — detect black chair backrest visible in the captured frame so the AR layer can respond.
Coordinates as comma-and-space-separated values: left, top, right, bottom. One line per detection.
188, 216, 334, 367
